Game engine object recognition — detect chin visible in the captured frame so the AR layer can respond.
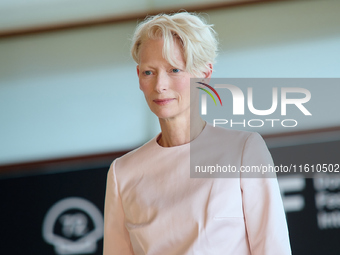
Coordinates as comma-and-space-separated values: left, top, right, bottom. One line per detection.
154, 113, 176, 120
151, 109, 177, 120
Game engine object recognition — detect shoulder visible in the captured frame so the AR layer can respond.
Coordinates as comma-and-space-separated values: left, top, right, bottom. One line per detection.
204, 123, 264, 150
204, 123, 272, 166
204, 124, 274, 178
111, 134, 160, 174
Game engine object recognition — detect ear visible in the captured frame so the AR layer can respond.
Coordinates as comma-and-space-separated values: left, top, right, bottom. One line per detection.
203, 63, 213, 78
201, 63, 213, 84
136, 65, 140, 77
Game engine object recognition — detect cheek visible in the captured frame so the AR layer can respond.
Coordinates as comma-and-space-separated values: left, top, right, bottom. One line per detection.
139, 79, 150, 93
175, 78, 191, 98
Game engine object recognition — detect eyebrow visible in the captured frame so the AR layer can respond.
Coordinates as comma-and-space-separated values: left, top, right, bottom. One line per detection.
140, 63, 177, 69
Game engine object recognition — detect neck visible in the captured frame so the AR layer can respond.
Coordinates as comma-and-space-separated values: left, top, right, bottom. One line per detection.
157, 112, 205, 147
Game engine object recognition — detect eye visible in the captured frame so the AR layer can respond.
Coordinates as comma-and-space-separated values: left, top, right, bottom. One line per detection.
143, 70, 152, 76
171, 68, 180, 73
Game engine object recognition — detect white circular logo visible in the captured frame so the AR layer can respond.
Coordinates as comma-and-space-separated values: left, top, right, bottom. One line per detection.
42, 197, 104, 255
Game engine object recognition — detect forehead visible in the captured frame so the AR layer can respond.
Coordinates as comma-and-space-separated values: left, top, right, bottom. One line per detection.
139, 38, 164, 52
138, 38, 185, 66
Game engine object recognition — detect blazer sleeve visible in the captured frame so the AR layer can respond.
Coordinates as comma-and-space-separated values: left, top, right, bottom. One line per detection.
103, 160, 134, 255
240, 132, 292, 255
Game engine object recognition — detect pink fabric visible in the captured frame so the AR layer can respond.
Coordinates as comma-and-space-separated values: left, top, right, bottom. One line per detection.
103, 124, 291, 255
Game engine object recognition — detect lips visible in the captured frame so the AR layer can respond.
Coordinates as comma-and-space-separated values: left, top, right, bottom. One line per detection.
153, 98, 175, 105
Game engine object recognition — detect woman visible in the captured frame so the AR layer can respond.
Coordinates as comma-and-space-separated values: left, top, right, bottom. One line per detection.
103, 12, 291, 255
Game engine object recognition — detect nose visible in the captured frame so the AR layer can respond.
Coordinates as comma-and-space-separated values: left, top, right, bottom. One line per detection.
154, 71, 170, 93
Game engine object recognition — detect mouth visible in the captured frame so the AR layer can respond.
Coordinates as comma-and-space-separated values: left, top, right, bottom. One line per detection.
153, 98, 175, 105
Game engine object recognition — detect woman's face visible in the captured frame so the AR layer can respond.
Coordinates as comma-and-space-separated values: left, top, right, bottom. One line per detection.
137, 38, 194, 121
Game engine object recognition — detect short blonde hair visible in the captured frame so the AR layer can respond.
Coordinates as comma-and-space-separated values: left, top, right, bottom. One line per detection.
131, 11, 218, 77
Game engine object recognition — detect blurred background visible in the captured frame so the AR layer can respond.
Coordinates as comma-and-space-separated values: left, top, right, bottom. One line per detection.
0, 0, 339, 254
